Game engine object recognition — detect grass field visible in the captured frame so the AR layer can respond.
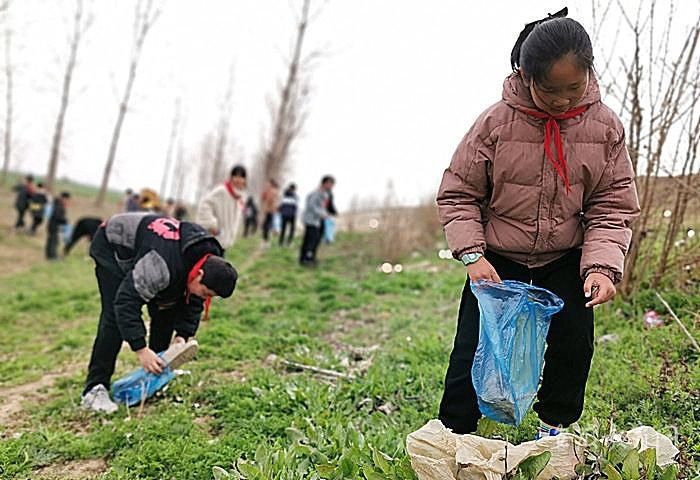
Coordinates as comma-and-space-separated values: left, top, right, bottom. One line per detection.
0, 186, 698, 479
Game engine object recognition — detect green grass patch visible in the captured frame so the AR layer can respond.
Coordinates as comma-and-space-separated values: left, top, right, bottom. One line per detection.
0, 234, 697, 479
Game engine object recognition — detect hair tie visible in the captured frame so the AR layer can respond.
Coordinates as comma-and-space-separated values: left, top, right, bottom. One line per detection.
510, 7, 569, 71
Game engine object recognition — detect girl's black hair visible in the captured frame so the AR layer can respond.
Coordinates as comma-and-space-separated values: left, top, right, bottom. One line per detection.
510, 7, 594, 83
230, 164, 247, 178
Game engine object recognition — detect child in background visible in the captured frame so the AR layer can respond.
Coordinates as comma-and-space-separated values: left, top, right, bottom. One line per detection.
13, 174, 35, 230
196, 165, 248, 253
29, 182, 49, 234
46, 191, 70, 260
278, 183, 299, 246
436, 9, 639, 438
260, 179, 279, 243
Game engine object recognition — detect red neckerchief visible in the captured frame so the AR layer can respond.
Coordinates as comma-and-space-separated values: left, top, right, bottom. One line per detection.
186, 253, 212, 321
518, 104, 589, 193
224, 181, 245, 209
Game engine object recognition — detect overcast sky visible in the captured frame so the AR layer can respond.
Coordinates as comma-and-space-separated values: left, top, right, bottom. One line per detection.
4, 1, 695, 209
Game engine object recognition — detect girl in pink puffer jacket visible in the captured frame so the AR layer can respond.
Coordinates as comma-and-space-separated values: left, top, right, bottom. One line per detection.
436, 8, 640, 438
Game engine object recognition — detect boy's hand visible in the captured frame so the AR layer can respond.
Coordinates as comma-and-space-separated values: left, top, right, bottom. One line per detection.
136, 347, 165, 374
584, 272, 616, 308
467, 257, 502, 283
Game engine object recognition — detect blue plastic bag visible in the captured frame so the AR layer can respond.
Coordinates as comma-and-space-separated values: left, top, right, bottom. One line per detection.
111, 353, 175, 406
61, 223, 73, 245
470, 280, 564, 425
323, 217, 336, 243
272, 212, 282, 233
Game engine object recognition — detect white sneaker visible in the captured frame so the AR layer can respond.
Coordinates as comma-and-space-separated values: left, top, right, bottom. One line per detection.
81, 384, 118, 414
161, 339, 199, 369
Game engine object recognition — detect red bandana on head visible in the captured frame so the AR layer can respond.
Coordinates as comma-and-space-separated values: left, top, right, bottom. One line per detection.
186, 253, 212, 321
519, 105, 589, 194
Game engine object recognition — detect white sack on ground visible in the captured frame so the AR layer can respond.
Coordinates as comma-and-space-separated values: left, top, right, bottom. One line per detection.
406, 420, 678, 480
406, 420, 584, 480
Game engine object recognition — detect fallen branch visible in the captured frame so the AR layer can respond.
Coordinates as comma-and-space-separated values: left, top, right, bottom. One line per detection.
274, 356, 355, 380
655, 291, 700, 353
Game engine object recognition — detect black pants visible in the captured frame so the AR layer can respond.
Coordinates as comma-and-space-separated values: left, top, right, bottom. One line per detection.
299, 225, 322, 264
244, 217, 257, 237
64, 217, 102, 255
15, 207, 27, 228
30, 216, 44, 234
438, 249, 594, 433
84, 265, 180, 394
262, 213, 274, 241
45, 227, 60, 259
279, 216, 295, 246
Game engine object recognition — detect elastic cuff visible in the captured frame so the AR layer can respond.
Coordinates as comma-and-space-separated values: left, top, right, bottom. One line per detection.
453, 246, 485, 260
538, 415, 568, 428
583, 266, 621, 284
128, 337, 147, 351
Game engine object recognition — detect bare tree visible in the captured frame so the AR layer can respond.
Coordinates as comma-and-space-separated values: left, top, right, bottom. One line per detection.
170, 134, 187, 201
253, 0, 320, 194
95, 0, 161, 206
622, 12, 700, 292
591, 1, 700, 293
44, 0, 91, 192
210, 65, 236, 188
195, 131, 216, 204
1, 0, 13, 184
159, 96, 181, 197
653, 85, 700, 287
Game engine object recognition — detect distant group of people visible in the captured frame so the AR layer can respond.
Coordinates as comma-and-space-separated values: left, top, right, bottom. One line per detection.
11, 174, 196, 262
13, 174, 72, 260
199, 166, 338, 266
11, 168, 339, 269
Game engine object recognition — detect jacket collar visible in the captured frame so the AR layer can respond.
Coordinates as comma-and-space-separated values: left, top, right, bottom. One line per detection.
501, 71, 601, 121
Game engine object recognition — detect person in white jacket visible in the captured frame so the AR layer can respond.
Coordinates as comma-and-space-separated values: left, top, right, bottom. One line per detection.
196, 165, 247, 252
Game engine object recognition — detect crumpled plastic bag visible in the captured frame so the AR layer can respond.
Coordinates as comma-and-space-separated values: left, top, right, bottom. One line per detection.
406, 420, 679, 480
111, 352, 175, 406
623, 426, 679, 467
470, 280, 564, 425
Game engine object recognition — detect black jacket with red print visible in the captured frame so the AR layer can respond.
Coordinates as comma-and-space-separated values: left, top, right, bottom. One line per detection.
90, 212, 224, 351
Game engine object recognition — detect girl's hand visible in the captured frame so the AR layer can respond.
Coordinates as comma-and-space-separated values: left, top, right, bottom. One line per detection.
584, 272, 616, 308
467, 257, 502, 283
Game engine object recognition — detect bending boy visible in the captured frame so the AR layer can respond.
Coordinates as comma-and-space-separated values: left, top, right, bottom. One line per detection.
82, 213, 238, 413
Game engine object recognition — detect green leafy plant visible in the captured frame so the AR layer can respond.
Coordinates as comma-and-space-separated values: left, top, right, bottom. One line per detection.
509, 451, 552, 480
575, 439, 678, 479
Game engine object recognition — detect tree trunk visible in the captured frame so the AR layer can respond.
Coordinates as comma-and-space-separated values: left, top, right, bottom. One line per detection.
171, 134, 186, 200
255, 0, 312, 194
95, 0, 159, 206
160, 97, 180, 197
1, 20, 12, 184
45, 0, 83, 192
